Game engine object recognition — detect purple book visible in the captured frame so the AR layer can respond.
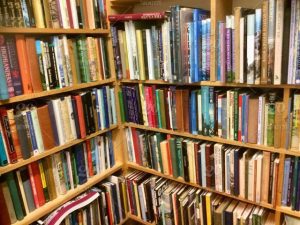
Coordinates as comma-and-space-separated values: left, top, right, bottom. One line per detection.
225, 16, 232, 83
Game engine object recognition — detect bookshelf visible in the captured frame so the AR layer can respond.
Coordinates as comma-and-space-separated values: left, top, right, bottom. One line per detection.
0, 28, 110, 35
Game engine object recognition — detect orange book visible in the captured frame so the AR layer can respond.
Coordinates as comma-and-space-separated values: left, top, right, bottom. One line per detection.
25, 37, 43, 92
85, 140, 94, 177
16, 35, 33, 94
73, 95, 86, 138
28, 162, 45, 208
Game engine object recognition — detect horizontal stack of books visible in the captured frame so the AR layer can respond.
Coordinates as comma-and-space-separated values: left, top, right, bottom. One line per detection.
125, 172, 276, 224
0, 133, 115, 223
0, 0, 108, 29
109, 6, 211, 83
217, 0, 300, 85
120, 84, 284, 148
125, 128, 280, 206
0, 35, 110, 100
0, 86, 117, 166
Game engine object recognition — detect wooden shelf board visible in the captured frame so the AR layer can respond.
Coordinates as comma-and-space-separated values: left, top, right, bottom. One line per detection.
0, 78, 115, 106
277, 206, 300, 218
128, 162, 275, 211
0, 125, 118, 175
12, 163, 123, 225
123, 123, 286, 155
0, 27, 110, 34
120, 79, 300, 89
127, 214, 155, 225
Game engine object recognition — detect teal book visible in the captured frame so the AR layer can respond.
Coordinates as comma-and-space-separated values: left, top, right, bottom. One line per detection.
155, 90, 162, 128
175, 137, 184, 178
0, 54, 9, 100
201, 86, 209, 136
0, 129, 8, 166
5, 172, 25, 220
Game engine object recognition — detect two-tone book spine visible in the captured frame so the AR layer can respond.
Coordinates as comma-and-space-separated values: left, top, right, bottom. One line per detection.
254, 9, 262, 84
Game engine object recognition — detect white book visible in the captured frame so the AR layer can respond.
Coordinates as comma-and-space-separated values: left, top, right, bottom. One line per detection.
110, 88, 117, 125
129, 21, 139, 79
65, 96, 77, 140
246, 14, 255, 84
97, 89, 105, 130
105, 136, 110, 168
70, 0, 79, 28
146, 29, 155, 80
62, 36, 72, 86
138, 184, 146, 220
162, 21, 172, 82
59, 0, 70, 28
274, 0, 284, 84
248, 153, 258, 201
239, 151, 246, 198
225, 149, 231, 194
257, 95, 266, 145
288, 0, 297, 84
255, 153, 263, 202
30, 107, 45, 152
167, 91, 173, 129
187, 141, 195, 183
124, 22, 135, 79
197, 92, 202, 133
239, 17, 245, 83
53, 37, 65, 88
58, 38, 69, 87
65, 151, 74, 189
200, 143, 206, 187
52, 99, 65, 145
214, 143, 223, 192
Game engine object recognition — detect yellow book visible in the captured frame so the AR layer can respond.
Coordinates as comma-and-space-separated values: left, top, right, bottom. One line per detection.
121, 30, 130, 78
160, 140, 170, 175
133, 182, 141, 218
205, 192, 213, 225
136, 30, 146, 80
121, 182, 129, 213
138, 84, 148, 126
32, 0, 45, 28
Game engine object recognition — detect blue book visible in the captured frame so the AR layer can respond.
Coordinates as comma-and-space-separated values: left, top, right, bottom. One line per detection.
217, 22, 222, 81
107, 132, 115, 167
206, 19, 211, 81
90, 138, 97, 175
0, 54, 9, 100
201, 20, 207, 81
190, 90, 198, 134
74, 143, 87, 184
102, 87, 110, 128
26, 111, 38, 154
188, 22, 195, 82
0, 130, 8, 166
208, 87, 215, 136
282, 157, 291, 206
193, 10, 201, 82
201, 86, 209, 136
20, 0, 31, 27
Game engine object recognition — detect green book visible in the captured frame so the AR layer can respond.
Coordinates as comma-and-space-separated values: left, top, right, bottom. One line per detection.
267, 93, 276, 146
176, 137, 184, 178
118, 91, 125, 123
76, 36, 90, 83
72, 40, 82, 84
5, 172, 25, 220
155, 90, 162, 128
291, 157, 299, 210
159, 90, 167, 129
71, 151, 79, 187
168, 138, 178, 178
233, 90, 239, 140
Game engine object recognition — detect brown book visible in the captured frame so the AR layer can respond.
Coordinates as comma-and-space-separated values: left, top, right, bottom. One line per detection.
0, 178, 17, 224
261, 1, 269, 84
67, 39, 78, 85
25, 37, 43, 93
205, 143, 214, 188
81, 0, 89, 28
7, 109, 23, 160
274, 102, 284, 148
247, 98, 259, 143
36, 105, 56, 150
182, 90, 190, 132
42, 0, 52, 28
95, 39, 104, 80
42, 157, 57, 200
175, 90, 184, 132
0, 178, 13, 225
261, 151, 270, 203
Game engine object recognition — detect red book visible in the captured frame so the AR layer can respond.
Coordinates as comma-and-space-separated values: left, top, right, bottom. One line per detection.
131, 128, 141, 165
144, 87, 153, 127
166, 141, 173, 175
0, 109, 17, 163
66, 0, 74, 28
85, 140, 94, 176
28, 162, 46, 207
149, 86, 157, 127
73, 95, 86, 138
108, 12, 167, 22
15, 35, 33, 94
105, 192, 114, 225
163, 88, 171, 129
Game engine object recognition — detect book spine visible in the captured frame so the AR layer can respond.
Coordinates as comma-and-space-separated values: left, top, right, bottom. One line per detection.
261, 1, 269, 84
267, 0, 276, 84
225, 16, 232, 82
288, 0, 297, 84
111, 26, 122, 80
254, 9, 262, 84
246, 14, 255, 84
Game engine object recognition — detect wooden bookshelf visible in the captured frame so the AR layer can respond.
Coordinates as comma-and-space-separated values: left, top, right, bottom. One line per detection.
0, 28, 110, 35
0, 78, 116, 106
127, 162, 275, 211
11, 163, 123, 225
0, 125, 118, 175
277, 206, 300, 218
127, 214, 156, 225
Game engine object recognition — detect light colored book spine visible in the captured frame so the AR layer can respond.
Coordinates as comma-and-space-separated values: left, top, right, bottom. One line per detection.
257, 95, 265, 145
201, 143, 206, 187
273, 0, 284, 85
146, 29, 155, 80
239, 152, 246, 198
263, 104, 269, 146
60, 97, 73, 142
197, 92, 202, 133
225, 149, 231, 194
129, 21, 140, 80
59, 0, 70, 28
220, 22, 226, 82
86, 37, 97, 82
246, 14, 255, 84
214, 144, 220, 191
118, 30, 127, 79
248, 155, 255, 201
187, 141, 195, 183
124, 22, 135, 80
291, 94, 300, 149
234, 8, 241, 83
256, 154, 263, 202
16, 170, 30, 214
70, 0, 79, 29
254, 9, 262, 84
139, 84, 148, 126
65, 151, 74, 190
58, 38, 69, 87
288, 0, 297, 84
162, 21, 172, 82
217, 95, 222, 137
97, 89, 105, 130
31, 108, 45, 152
66, 96, 77, 140
202, 19, 207, 80
136, 30, 146, 80
52, 99, 66, 145
239, 17, 245, 83
40, 41, 50, 90
62, 36, 73, 85
261, 1, 269, 84
53, 37, 65, 88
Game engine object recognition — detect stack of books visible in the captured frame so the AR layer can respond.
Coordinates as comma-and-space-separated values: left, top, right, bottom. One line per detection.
217, 0, 300, 85
0, 86, 117, 166
125, 128, 280, 206
0, 0, 108, 29
120, 84, 284, 148
0, 35, 110, 100
125, 172, 276, 224
109, 6, 211, 83
0, 133, 115, 223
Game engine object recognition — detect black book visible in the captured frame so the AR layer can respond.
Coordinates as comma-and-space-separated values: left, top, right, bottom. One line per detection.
142, 29, 149, 79
182, 140, 189, 182
81, 92, 96, 135
74, 143, 87, 184
14, 113, 32, 159
71, 97, 81, 138
48, 39, 60, 89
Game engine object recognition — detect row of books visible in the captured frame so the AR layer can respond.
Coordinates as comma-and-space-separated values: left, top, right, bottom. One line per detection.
0, 86, 117, 166
109, 6, 211, 83
0, 34, 110, 100
0, 0, 108, 29
282, 156, 300, 211
125, 171, 276, 225
218, 0, 300, 85
0, 133, 115, 224
287, 92, 300, 151
125, 128, 280, 206
120, 84, 286, 148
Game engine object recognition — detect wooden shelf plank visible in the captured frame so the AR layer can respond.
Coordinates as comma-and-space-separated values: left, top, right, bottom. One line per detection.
0, 125, 118, 175
127, 162, 275, 211
120, 79, 300, 89
0, 27, 110, 34
12, 163, 123, 225
277, 206, 300, 218
127, 214, 155, 225
123, 123, 287, 155
0, 78, 115, 106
